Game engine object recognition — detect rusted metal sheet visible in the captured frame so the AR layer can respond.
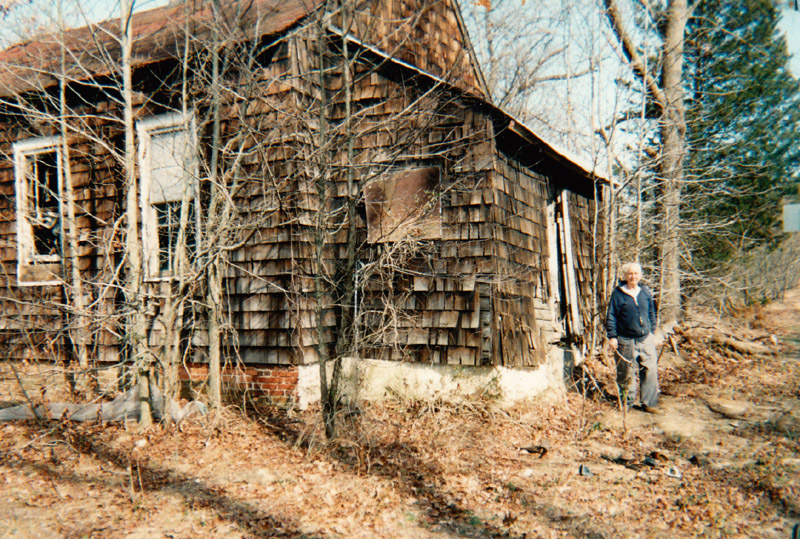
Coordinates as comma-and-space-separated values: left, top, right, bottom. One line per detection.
364, 166, 441, 243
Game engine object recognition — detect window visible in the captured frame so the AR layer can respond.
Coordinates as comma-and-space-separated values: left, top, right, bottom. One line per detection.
365, 166, 442, 243
137, 113, 198, 278
14, 136, 64, 285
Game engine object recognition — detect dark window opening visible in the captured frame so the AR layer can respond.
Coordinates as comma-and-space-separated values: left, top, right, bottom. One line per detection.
26, 151, 61, 259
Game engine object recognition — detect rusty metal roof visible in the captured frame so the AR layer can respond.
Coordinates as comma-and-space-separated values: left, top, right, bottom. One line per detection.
0, 0, 321, 97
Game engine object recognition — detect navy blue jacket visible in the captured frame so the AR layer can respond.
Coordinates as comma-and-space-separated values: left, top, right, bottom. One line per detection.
606, 283, 657, 340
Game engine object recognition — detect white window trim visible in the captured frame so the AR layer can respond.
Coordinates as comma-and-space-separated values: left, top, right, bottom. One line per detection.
13, 136, 64, 287
137, 112, 199, 280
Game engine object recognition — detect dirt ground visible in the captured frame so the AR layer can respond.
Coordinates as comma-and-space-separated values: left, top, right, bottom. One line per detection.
1, 290, 798, 538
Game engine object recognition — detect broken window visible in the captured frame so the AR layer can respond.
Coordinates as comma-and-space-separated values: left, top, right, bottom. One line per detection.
365, 166, 442, 243
137, 113, 198, 278
14, 136, 64, 285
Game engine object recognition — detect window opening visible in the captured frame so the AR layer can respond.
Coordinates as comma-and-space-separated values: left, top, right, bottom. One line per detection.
27, 150, 62, 259
14, 136, 64, 286
137, 113, 198, 278
154, 201, 196, 272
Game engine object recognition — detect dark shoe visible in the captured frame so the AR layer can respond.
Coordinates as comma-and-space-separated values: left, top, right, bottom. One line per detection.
641, 404, 661, 414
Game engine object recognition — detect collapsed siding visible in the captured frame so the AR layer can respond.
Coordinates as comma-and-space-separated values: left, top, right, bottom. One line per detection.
566, 190, 599, 336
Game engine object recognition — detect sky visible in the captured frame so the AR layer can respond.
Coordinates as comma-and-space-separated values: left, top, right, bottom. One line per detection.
1, 0, 798, 175
3, 0, 798, 75
461, 0, 631, 175
462, 0, 800, 176
0, 0, 169, 48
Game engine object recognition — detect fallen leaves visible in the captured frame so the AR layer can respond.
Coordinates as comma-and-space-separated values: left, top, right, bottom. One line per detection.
0, 298, 798, 537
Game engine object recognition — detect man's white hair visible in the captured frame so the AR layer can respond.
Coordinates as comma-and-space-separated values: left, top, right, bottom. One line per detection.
621, 262, 642, 275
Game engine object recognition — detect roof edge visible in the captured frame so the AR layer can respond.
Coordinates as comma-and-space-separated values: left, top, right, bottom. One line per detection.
449, 0, 492, 103
329, 24, 608, 185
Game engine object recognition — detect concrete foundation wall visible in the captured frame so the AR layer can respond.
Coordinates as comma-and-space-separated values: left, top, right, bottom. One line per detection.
0, 347, 567, 410
296, 347, 567, 409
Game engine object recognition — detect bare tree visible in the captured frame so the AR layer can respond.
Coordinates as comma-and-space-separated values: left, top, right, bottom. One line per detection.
56, 0, 91, 392
297, 1, 485, 437
0, 0, 181, 419
603, 0, 687, 329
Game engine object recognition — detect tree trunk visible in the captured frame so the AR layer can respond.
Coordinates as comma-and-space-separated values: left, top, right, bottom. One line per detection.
207, 260, 223, 408
604, 0, 687, 329
205, 0, 224, 408
330, 0, 358, 428
58, 0, 91, 393
312, 3, 338, 440
658, 0, 687, 329
120, 0, 151, 426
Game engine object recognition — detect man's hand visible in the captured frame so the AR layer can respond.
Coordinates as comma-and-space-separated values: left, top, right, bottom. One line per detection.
608, 338, 618, 352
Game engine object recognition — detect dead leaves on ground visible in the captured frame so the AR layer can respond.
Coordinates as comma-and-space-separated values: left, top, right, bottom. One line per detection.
0, 301, 798, 537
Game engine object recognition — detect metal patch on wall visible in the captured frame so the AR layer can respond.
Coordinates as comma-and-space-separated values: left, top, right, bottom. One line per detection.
365, 166, 442, 243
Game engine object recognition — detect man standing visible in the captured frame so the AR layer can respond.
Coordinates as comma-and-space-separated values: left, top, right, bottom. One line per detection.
606, 262, 660, 413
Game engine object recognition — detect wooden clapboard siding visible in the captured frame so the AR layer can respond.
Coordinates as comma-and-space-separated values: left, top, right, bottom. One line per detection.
346, 62, 494, 367
215, 36, 307, 365
218, 14, 497, 368
0, 93, 124, 365
343, 0, 487, 98
486, 149, 551, 367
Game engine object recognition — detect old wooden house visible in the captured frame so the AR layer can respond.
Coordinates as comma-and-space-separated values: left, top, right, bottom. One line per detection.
0, 0, 603, 401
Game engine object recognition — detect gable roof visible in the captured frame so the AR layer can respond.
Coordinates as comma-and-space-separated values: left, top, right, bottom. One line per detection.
0, 0, 491, 99
0, 0, 320, 98
342, 0, 489, 98
0, 0, 603, 183
334, 26, 605, 185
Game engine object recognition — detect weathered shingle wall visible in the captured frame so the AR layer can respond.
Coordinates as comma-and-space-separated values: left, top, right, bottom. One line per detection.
488, 150, 553, 367
566, 189, 600, 338
0, 103, 123, 365
0, 0, 602, 376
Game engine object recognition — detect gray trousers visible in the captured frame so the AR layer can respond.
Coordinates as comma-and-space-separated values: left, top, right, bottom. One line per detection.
615, 333, 659, 407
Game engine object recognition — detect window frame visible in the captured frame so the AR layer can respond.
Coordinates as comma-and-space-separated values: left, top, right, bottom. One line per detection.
13, 136, 64, 287
136, 112, 199, 280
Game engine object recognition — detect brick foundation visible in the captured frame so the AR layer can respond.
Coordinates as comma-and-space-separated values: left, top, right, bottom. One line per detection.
0, 360, 300, 406
179, 363, 299, 404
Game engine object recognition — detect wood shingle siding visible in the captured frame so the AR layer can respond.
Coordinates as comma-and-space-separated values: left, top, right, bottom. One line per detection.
0, 0, 606, 399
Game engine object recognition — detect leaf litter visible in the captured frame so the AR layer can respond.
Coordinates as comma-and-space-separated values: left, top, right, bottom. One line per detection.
0, 289, 798, 538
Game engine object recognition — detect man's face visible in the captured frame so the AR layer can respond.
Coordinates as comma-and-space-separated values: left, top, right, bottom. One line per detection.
625, 267, 642, 287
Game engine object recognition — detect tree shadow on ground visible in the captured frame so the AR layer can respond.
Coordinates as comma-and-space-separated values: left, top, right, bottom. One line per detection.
257, 403, 613, 539
1, 420, 320, 538
328, 436, 524, 538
